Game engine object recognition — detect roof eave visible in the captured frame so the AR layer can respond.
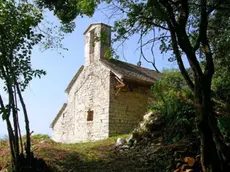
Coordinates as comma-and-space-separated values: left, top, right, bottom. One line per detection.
83, 23, 112, 35
121, 76, 155, 86
65, 66, 84, 94
50, 103, 67, 128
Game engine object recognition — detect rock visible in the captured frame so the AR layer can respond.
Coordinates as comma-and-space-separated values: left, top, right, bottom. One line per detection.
126, 135, 133, 143
39, 140, 47, 144
143, 112, 154, 120
120, 145, 129, 149
139, 122, 145, 128
116, 138, 125, 146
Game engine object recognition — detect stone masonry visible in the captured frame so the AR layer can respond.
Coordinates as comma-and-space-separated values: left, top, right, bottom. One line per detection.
51, 23, 160, 143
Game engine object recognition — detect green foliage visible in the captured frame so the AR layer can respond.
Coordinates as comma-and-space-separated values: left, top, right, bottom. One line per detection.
218, 115, 230, 140
36, 0, 99, 23
213, 73, 230, 141
0, 1, 48, 170
36, 0, 230, 170
0, 0, 66, 170
210, 12, 230, 140
0, 0, 46, 92
31, 134, 50, 140
150, 70, 196, 143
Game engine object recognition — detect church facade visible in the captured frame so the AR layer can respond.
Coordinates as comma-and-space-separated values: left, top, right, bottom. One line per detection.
51, 23, 161, 143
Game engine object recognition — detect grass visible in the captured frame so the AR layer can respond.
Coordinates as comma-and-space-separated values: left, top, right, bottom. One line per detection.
0, 133, 197, 172
0, 138, 11, 170
32, 134, 128, 171
1, 134, 156, 172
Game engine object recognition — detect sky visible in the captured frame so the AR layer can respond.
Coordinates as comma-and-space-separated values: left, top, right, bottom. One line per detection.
0, 4, 178, 138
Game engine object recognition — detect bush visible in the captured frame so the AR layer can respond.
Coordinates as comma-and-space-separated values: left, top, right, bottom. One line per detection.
218, 115, 230, 141
213, 69, 230, 141
149, 70, 196, 143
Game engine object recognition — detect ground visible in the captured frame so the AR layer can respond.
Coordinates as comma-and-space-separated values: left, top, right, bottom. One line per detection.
0, 134, 162, 172
0, 115, 200, 172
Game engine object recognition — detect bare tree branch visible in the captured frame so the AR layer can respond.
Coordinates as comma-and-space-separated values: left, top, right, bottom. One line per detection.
177, 0, 189, 27
194, 0, 209, 51
166, 20, 195, 91
139, 29, 160, 72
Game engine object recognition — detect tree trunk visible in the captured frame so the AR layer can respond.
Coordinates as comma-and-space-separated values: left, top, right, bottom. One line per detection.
198, 109, 221, 172
209, 111, 230, 171
15, 82, 31, 164
195, 78, 222, 171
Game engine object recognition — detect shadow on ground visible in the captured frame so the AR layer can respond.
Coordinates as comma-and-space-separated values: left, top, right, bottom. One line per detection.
37, 145, 154, 172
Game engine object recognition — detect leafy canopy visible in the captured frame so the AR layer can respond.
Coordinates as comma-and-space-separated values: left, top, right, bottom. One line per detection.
0, 0, 46, 94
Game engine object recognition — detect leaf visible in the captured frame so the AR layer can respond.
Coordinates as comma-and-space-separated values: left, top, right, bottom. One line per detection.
0, 108, 8, 120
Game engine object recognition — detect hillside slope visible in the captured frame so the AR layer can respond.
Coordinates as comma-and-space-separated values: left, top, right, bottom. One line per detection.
1, 134, 161, 172
0, 123, 199, 172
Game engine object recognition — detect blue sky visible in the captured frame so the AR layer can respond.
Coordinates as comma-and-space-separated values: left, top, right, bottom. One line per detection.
0, 5, 178, 137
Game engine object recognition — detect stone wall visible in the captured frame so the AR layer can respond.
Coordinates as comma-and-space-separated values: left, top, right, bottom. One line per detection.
52, 23, 112, 143
109, 76, 152, 136
52, 23, 154, 143
84, 23, 111, 67
51, 107, 74, 143
53, 61, 111, 143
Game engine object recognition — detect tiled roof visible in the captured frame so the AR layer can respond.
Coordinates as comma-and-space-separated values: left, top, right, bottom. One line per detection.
100, 59, 162, 85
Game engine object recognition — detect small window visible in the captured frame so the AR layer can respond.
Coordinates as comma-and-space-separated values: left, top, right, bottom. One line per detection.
87, 110, 94, 121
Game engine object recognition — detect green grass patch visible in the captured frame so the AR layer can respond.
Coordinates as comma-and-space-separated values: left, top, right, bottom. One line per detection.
31, 134, 51, 140
1, 134, 139, 172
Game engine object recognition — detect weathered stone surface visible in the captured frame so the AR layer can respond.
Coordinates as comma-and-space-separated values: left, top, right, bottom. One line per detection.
116, 138, 125, 146
143, 112, 154, 120
51, 23, 156, 143
109, 78, 152, 136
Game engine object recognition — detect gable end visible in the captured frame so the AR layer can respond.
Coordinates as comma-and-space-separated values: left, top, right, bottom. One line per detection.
50, 103, 67, 128
65, 66, 84, 93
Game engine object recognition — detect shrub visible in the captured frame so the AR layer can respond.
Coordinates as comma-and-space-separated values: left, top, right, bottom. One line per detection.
149, 70, 196, 143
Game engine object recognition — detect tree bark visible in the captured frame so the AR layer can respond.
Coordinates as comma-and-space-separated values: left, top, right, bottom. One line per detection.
15, 82, 31, 164
195, 78, 222, 171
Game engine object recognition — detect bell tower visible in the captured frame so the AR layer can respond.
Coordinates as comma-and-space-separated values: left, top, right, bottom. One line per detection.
83, 23, 111, 66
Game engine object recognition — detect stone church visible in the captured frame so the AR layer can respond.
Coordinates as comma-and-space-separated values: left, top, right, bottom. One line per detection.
51, 23, 161, 143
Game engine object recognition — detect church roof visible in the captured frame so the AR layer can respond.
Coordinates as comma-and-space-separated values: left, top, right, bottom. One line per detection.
65, 59, 161, 94
83, 23, 111, 35
50, 103, 67, 128
100, 59, 162, 85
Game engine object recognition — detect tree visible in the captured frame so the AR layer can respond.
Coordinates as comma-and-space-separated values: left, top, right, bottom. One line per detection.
0, 0, 45, 170
0, 0, 66, 170
37, 0, 230, 171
